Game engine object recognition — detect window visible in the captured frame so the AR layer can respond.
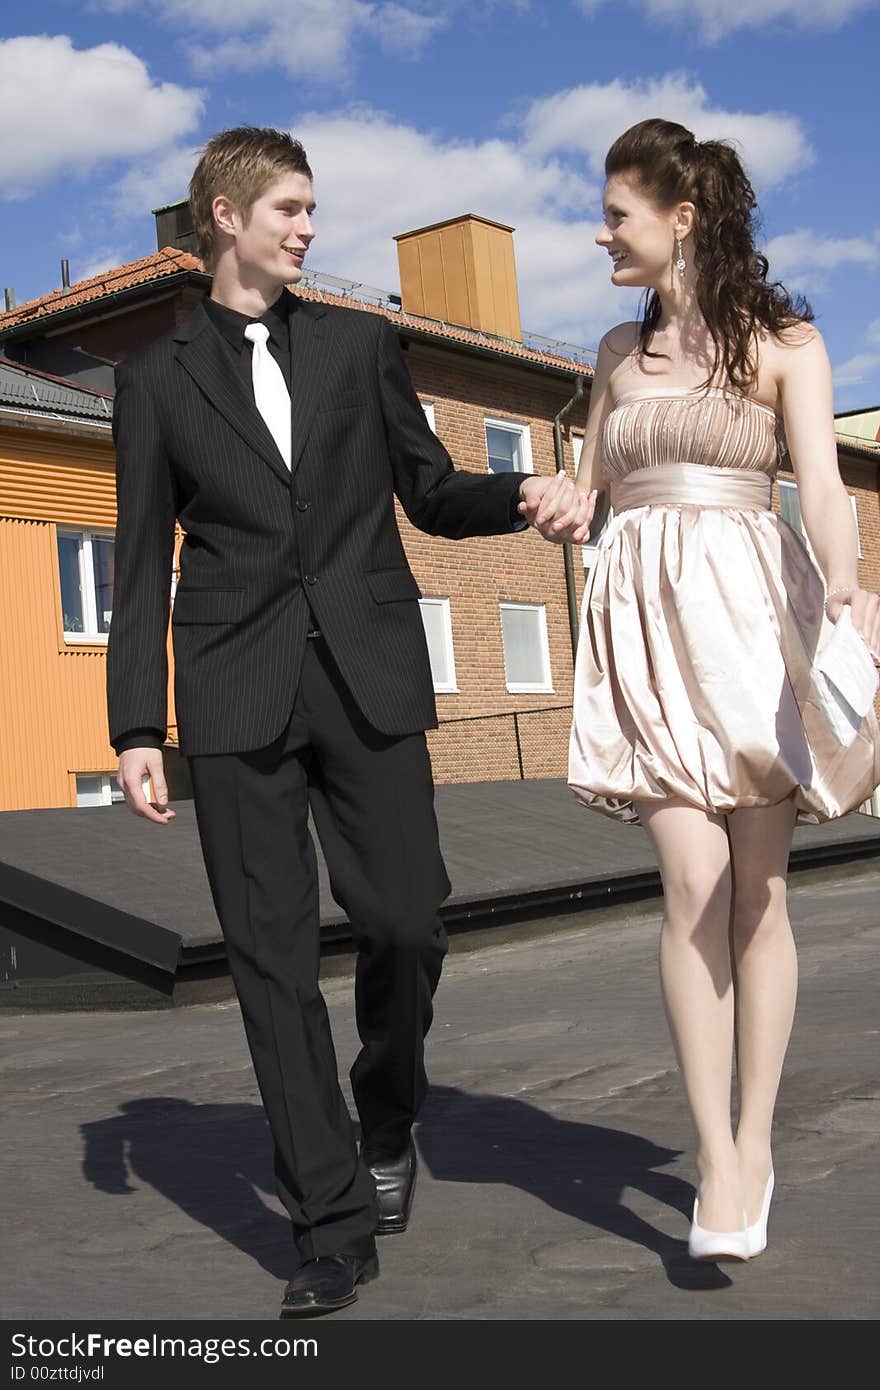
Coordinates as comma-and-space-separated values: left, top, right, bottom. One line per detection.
421, 401, 436, 432
572, 436, 612, 566
75, 773, 124, 807
500, 602, 552, 693
419, 597, 457, 693
778, 479, 862, 559
850, 493, 863, 559
58, 529, 115, 640
484, 418, 533, 475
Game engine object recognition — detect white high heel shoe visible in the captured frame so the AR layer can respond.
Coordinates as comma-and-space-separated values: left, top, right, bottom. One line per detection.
688, 1197, 750, 1262
744, 1171, 775, 1258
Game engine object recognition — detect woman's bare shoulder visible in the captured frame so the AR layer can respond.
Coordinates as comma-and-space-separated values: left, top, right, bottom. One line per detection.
760, 320, 824, 360
600, 320, 642, 356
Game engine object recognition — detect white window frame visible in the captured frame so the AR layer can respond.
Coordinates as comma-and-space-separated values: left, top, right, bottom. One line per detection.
75, 773, 124, 807
484, 417, 534, 475
418, 596, 458, 693
573, 435, 612, 567
499, 601, 553, 694
778, 479, 862, 560
420, 401, 436, 432
849, 492, 863, 559
58, 527, 115, 643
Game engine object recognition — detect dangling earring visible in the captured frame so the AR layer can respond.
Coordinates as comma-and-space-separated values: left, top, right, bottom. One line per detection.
675, 236, 687, 278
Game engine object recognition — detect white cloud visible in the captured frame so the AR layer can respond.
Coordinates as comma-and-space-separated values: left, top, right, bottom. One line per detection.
110, 144, 203, 222
97, 0, 444, 79
293, 108, 632, 347
373, 4, 449, 56
0, 36, 203, 197
574, 0, 878, 43
522, 73, 813, 189
764, 229, 880, 291
832, 352, 880, 389
77, 247, 138, 282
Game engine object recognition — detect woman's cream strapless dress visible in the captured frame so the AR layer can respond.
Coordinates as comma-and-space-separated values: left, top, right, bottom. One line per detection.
568, 387, 880, 825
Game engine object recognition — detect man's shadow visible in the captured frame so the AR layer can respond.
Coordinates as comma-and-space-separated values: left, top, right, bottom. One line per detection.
81, 1090, 732, 1292
416, 1085, 732, 1290
80, 1098, 293, 1279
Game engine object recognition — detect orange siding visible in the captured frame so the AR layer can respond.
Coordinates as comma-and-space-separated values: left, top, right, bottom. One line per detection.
0, 434, 116, 527
0, 517, 116, 808
0, 428, 178, 810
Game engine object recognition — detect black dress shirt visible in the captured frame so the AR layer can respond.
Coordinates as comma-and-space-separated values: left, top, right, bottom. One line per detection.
202, 290, 293, 391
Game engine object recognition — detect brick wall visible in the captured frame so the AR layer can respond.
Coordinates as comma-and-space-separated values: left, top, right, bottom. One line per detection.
396, 342, 588, 783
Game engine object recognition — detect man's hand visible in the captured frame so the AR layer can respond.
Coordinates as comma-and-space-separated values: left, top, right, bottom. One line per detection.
518, 472, 597, 544
117, 748, 176, 825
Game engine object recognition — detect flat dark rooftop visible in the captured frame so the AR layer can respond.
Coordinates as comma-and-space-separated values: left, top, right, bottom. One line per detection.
2, 781, 879, 954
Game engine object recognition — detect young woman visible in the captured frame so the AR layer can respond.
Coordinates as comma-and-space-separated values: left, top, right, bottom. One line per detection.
535, 119, 880, 1261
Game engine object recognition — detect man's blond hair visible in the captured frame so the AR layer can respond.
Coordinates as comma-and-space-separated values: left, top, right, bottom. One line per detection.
189, 126, 313, 272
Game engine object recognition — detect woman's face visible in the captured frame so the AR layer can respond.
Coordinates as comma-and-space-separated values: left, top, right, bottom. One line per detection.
595, 173, 681, 291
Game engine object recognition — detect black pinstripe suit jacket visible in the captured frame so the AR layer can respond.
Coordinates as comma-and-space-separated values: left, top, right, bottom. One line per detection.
107, 294, 525, 756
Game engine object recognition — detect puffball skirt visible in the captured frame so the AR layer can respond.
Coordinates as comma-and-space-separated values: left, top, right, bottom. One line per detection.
568, 387, 880, 825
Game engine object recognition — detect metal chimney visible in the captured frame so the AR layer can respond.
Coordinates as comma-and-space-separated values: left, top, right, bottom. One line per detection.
3, 288, 15, 311
61, 259, 71, 293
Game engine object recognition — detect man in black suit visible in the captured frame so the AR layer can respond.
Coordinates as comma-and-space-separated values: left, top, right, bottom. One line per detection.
109, 126, 591, 1316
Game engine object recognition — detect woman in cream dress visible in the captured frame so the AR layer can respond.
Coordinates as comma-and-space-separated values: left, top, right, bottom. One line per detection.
525, 119, 880, 1261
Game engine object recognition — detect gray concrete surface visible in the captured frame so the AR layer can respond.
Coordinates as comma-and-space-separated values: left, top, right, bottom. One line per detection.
1, 865, 878, 1321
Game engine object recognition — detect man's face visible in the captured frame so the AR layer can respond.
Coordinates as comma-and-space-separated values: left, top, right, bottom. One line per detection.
225, 171, 316, 289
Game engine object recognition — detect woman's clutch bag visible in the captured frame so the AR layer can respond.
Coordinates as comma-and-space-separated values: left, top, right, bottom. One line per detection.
813, 606, 879, 746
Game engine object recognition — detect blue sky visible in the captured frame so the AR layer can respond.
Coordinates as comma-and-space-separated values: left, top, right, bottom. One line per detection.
2, 0, 879, 406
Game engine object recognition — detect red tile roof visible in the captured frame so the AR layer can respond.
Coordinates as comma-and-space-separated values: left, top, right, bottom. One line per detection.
0, 247, 205, 329
0, 248, 594, 378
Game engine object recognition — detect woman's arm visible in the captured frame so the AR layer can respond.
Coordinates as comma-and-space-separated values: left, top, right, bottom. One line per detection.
778, 326, 880, 656
520, 324, 633, 543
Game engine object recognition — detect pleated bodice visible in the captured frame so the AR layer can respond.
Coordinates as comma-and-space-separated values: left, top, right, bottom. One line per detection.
602, 386, 783, 482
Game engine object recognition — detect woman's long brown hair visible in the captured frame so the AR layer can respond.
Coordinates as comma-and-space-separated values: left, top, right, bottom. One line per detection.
605, 118, 813, 391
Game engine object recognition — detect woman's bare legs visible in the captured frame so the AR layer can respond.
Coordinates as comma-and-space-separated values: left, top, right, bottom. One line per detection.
727, 798, 798, 1224
637, 799, 742, 1232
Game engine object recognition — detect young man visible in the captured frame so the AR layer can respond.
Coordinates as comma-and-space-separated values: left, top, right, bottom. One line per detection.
108, 126, 590, 1317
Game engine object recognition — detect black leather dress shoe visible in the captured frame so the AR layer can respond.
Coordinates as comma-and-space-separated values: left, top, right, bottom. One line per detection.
280, 1251, 379, 1318
365, 1137, 417, 1235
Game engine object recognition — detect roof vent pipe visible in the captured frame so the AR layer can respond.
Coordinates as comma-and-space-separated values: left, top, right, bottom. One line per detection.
3, 288, 15, 311
61, 259, 71, 293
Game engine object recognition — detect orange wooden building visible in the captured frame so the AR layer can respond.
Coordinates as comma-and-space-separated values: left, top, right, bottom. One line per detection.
0, 361, 181, 810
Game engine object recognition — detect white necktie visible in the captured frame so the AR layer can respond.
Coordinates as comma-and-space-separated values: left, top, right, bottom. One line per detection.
244, 322, 291, 470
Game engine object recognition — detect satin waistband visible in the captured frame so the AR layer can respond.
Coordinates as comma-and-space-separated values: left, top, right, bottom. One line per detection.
610, 462, 772, 513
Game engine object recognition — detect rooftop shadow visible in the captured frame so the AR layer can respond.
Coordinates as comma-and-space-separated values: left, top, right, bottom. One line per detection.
80, 1098, 293, 1279
416, 1084, 733, 1292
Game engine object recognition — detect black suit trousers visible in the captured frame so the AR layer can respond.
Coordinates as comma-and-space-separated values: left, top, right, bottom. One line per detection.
187, 637, 450, 1258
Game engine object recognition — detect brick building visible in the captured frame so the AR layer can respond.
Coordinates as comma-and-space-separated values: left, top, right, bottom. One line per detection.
0, 212, 593, 809
1, 208, 878, 812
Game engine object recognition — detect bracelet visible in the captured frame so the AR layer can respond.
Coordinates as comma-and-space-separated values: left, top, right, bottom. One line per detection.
824, 586, 853, 612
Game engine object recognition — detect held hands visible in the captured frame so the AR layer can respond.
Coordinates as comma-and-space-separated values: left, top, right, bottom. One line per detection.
117, 748, 176, 825
826, 588, 880, 665
518, 472, 598, 544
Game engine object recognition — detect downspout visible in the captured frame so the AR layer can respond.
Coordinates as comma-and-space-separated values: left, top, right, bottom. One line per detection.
553, 375, 588, 661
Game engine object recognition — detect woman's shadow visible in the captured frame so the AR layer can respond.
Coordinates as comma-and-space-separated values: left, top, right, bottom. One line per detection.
417, 1084, 732, 1291
80, 1097, 293, 1279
